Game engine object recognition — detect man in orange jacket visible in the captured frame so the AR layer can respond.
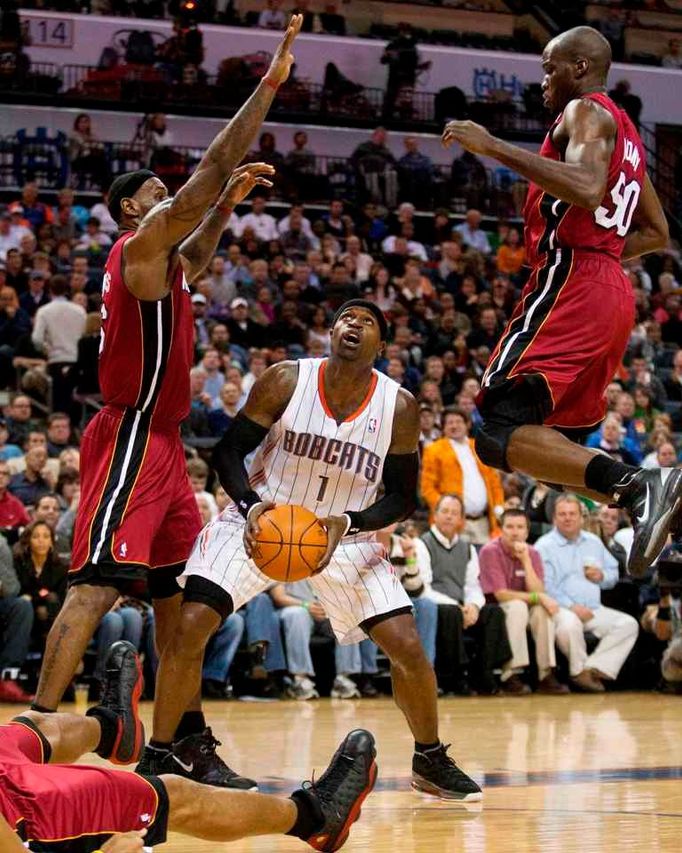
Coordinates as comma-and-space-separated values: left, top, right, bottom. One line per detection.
421, 407, 504, 543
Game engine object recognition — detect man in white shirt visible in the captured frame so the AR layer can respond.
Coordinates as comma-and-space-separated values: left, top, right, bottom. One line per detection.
89, 195, 119, 236
454, 209, 491, 255
32, 275, 86, 415
276, 203, 317, 244
381, 222, 428, 262
340, 235, 374, 283
415, 494, 511, 694
236, 196, 278, 242
0, 212, 21, 261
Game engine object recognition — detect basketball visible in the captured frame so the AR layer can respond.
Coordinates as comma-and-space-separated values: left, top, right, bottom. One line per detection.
251, 504, 328, 582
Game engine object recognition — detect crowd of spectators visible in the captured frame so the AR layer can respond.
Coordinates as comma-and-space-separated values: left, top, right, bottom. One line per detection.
0, 128, 681, 702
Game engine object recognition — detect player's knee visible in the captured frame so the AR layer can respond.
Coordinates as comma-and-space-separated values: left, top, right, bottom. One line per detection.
474, 420, 516, 471
172, 604, 220, 656
382, 627, 428, 670
63, 583, 119, 619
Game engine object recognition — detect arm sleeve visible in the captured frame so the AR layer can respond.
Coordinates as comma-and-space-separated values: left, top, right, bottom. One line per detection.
464, 546, 486, 608
344, 452, 418, 535
211, 413, 270, 518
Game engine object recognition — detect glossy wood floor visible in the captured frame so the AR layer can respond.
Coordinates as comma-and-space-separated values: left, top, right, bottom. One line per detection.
4, 693, 682, 851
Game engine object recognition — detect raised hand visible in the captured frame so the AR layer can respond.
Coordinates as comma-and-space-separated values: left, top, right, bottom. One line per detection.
265, 14, 303, 88
221, 163, 275, 208
442, 119, 496, 156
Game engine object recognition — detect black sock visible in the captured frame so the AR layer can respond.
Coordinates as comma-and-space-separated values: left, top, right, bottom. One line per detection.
415, 740, 441, 754
584, 455, 636, 498
86, 706, 119, 759
148, 739, 172, 752
174, 711, 206, 742
30, 703, 55, 714
286, 788, 325, 839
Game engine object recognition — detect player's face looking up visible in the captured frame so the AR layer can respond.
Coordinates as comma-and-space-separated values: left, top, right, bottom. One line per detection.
331, 307, 384, 363
120, 177, 170, 225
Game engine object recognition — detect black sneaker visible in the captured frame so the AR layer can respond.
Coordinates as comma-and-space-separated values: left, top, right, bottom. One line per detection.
97, 640, 144, 765
167, 727, 258, 791
301, 729, 377, 852
412, 743, 482, 801
136, 744, 170, 777
613, 468, 682, 577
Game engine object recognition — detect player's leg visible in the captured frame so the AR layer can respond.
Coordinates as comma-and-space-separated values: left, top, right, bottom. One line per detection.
367, 611, 482, 801
34, 581, 120, 711
161, 727, 377, 849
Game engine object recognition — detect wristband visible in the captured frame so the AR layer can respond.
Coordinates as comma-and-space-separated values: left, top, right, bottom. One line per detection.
529, 592, 539, 606
215, 203, 233, 216
302, 600, 310, 611
240, 492, 263, 520
405, 557, 417, 566
263, 76, 279, 91
656, 606, 672, 621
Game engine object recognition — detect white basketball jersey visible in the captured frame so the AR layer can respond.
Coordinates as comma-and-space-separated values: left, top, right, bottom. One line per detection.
246, 358, 399, 519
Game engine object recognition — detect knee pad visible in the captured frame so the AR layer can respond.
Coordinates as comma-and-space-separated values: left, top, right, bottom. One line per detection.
183, 575, 234, 621
147, 562, 184, 599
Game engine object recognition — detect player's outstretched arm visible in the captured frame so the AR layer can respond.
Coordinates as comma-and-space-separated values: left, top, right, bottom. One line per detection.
442, 98, 614, 210
178, 164, 274, 284
212, 362, 298, 550
316, 389, 421, 571
125, 15, 301, 292
622, 172, 669, 260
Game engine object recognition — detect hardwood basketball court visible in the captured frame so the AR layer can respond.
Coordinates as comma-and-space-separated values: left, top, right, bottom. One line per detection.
3, 693, 681, 851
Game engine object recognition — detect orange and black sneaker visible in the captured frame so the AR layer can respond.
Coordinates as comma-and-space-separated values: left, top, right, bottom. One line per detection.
298, 729, 377, 852
96, 640, 145, 765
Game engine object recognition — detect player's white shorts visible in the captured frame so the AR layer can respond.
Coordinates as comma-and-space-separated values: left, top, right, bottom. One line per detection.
180, 514, 411, 644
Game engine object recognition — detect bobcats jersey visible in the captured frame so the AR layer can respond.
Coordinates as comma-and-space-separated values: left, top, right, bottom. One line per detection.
524, 92, 646, 267
245, 358, 399, 520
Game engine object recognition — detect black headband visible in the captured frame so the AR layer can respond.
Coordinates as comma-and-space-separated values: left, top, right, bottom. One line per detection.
333, 299, 388, 341
107, 169, 159, 223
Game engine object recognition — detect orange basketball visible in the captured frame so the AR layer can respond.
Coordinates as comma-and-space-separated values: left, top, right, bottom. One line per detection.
251, 504, 328, 582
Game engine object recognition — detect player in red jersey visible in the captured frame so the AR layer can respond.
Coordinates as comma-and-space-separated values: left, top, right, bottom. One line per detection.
31, 15, 303, 790
443, 26, 681, 577
1, 642, 377, 853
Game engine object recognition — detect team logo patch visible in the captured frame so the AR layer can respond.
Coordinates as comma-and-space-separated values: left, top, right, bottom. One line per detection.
368, 418, 378, 433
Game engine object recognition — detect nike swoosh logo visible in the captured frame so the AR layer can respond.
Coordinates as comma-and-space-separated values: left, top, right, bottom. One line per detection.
636, 484, 650, 525
172, 756, 194, 773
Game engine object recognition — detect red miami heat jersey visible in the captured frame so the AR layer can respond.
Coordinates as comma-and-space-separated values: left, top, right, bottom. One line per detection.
524, 92, 646, 267
99, 232, 193, 426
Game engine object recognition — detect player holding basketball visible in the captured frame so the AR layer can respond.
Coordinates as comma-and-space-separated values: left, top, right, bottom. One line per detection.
138, 299, 482, 802
1, 642, 377, 852
442, 26, 681, 574
31, 16, 303, 790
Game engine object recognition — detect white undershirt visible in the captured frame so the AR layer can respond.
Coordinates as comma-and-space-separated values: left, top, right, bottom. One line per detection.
449, 438, 487, 517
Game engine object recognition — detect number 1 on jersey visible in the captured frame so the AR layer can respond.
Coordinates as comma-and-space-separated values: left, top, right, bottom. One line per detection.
316, 475, 329, 502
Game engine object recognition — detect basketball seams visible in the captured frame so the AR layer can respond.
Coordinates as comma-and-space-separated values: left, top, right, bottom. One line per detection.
252, 504, 325, 582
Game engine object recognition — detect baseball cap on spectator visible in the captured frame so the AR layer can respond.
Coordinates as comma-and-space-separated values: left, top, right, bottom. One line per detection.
230, 297, 248, 309
191, 294, 207, 304
30, 270, 47, 280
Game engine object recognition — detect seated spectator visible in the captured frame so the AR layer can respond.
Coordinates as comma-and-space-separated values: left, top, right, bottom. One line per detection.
633, 385, 662, 436
9, 183, 53, 231
202, 611, 246, 699
75, 217, 112, 256
627, 354, 667, 409
662, 38, 682, 70
415, 494, 511, 694
664, 349, 682, 401
642, 439, 679, 471
340, 236, 373, 285
421, 406, 503, 543
451, 151, 488, 209
277, 203, 316, 244
0, 285, 31, 386
89, 192, 118, 236
201, 348, 225, 407
19, 270, 50, 319
242, 349, 268, 396
479, 509, 569, 695
208, 381, 242, 436
640, 544, 682, 689
9, 446, 53, 507
280, 208, 314, 261
0, 459, 30, 539
187, 458, 218, 519
68, 113, 110, 190
258, 0, 286, 29
351, 127, 398, 209
455, 209, 491, 256
585, 413, 643, 465
382, 223, 427, 263
322, 263, 360, 311
237, 197, 278, 243
0, 419, 22, 463
398, 137, 435, 209
45, 412, 75, 458
495, 228, 525, 278
13, 520, 66, 649
0, 211, 21, 260
32, 492, 71, 565
536, 494, 639, 692
0, 533, 34, 702
466, 307, 502, 351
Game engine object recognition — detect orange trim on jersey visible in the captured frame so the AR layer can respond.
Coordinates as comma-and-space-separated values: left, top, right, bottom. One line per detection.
71, 414, 126, 573
317, 360, 378, 424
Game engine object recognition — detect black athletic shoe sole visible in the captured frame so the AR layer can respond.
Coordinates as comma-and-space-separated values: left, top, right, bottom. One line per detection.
104, 641, 145, 766
411, 772, 483, 801
309, 758, 378, 852
628, 469, 682, 578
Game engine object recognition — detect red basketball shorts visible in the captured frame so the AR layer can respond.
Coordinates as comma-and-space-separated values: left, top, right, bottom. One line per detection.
481, 249, 635, 431
71, 406, 202, 585
0, 718, 169, 851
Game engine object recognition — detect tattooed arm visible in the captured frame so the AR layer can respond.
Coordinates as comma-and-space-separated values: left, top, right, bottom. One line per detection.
124, 15, 301, 299
179, 165, 274, 284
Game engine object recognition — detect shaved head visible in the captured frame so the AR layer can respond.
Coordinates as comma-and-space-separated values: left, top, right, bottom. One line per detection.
546, 26, 612, 79
541, 26, 612, 113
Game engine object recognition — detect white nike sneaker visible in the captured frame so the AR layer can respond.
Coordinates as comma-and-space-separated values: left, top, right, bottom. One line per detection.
331, 675, 361, 699
287, 676, 320, 701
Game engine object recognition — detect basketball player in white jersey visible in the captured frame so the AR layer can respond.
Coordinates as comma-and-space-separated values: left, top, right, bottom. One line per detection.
137, 300, 482, 803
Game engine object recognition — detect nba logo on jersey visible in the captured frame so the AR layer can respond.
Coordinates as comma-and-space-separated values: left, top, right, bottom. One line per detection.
119, 542, 128, 558
368, 417, 378, 433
